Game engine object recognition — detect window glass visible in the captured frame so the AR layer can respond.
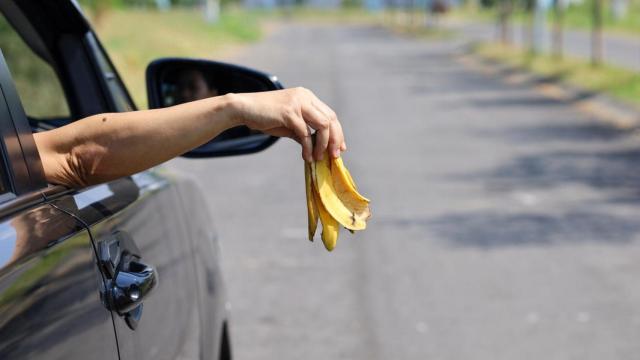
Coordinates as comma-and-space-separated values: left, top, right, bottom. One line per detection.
86, 33, 134, 112
0, 163, 9, 195
0, 14, 70, 119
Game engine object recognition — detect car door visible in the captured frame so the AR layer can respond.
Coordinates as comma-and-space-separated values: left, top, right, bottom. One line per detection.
0, 50, 119, 359
48, 172, 202, 360
0, 195, 120, 360
0, 3, 214, 359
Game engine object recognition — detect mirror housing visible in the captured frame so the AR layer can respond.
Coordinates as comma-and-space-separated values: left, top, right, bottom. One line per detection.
146, 58, 282, 158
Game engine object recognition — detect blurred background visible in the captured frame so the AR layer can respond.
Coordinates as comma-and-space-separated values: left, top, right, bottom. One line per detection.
18, 0, 640, 358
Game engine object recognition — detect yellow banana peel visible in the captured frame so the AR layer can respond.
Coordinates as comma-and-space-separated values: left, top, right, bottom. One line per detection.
304, 162, 319, 241
305, 151, 371, 251
313, 184, 339, 251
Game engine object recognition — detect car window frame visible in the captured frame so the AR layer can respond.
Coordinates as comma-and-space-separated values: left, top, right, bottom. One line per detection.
0, 48, 46, 203
84, 32, 136, 112
0, 1, 78, 122
0, 1, 139, 199
4, 0, 133, 124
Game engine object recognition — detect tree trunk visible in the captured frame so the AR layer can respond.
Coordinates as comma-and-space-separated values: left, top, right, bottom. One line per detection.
532, 0, 545, 54
552, 0, 564, 58
408, 0, 415, 30
524, 0, 534, 53
591, 0, 603, 65
155, 0, 171, 11
499, 0, 513, 44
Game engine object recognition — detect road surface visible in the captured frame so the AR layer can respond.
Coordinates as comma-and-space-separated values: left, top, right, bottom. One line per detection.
168, 23, 640, 360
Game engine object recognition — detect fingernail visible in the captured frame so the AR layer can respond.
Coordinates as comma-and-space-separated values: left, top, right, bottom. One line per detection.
333, 149, 340, 158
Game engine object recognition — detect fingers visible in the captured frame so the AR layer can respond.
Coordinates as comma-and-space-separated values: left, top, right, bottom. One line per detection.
285, 113, 313, 162
299, 101, 328, 159
310, 100, 342, 159
253, 87, 345, 162
314, 122, 330, 161
264, 126, 296, 139
298, 90, 345, 160
328, 119, 345, 159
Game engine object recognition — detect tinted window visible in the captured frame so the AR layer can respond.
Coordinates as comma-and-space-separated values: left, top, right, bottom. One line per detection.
0, 163, 9, 196
0, 14, 70, 120
86, 33, 134, 112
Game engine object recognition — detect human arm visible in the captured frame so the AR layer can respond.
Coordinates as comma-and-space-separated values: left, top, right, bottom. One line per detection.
34, 87, 345, 188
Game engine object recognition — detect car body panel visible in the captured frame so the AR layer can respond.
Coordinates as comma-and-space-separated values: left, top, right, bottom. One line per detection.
0, 1, 233, 359
171, 174, 229, 359
0, 195, 119, 359
48, 170, 226, 360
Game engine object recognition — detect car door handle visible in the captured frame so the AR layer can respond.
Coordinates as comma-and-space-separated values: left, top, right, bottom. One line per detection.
99, 231, 158, 330
109, 259, 157, 315
106, 257, 158, 330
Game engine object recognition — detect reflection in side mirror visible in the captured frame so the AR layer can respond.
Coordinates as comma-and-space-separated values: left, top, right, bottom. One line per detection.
146, 58, 282, 158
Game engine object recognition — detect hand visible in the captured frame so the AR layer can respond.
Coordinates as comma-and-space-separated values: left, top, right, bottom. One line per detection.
229, 87, 346, 162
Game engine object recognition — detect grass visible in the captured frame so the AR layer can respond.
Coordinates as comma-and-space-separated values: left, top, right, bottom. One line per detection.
446, 5, 497, 23
92, 7, 399, 107
560, 1, 640, 36
267, 6, 381, 23
92, 8, 263, 108
474, 42, 640, 106
442, 0, 640, 36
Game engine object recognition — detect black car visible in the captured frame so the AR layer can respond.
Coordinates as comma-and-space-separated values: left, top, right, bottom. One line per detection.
0, 1, 281, 359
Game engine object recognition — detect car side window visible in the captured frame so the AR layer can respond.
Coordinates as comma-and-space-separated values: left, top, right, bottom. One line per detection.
86, 33, 134, 112
0, 165, 9, 197
0, 13, 70, 120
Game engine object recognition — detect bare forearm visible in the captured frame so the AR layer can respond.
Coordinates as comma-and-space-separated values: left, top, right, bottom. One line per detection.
34, 95, 238, 187
33, 88, 347, 188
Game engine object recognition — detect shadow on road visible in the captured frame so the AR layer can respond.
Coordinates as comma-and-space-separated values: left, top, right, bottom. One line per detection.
428, 113, 640, 248
485, 122, 631, 143
484, 148, 640, 196
428, 211, 640, 248
469, 96, 569, 108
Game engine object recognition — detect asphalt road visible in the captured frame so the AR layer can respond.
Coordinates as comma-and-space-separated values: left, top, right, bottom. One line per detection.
168, 23, 640, 360
457, 21, 640, 71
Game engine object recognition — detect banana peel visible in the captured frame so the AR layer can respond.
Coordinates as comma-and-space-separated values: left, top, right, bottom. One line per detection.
313, 185, 339, 251
305, 152, 371, 251
304, 162, 319, 241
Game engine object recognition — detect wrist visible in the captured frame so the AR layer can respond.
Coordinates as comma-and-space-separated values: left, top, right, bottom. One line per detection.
217, 93, 245, 128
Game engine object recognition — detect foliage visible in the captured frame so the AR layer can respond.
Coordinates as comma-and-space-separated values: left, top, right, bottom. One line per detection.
342, 0, 364, 9
559, 0, 640, 34
0, 15, 69, 117
475, 42, 640, 107
94, 8, 262, 108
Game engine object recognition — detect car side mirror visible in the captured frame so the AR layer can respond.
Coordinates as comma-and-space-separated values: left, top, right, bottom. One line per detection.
146, 58, 281, 158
